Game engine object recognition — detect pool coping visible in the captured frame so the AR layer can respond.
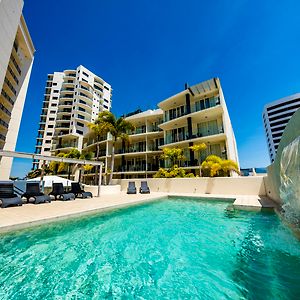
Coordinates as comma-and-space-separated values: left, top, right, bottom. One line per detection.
0, 192, 276, 234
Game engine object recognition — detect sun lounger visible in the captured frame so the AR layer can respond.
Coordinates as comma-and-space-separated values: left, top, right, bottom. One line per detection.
0, 181, 23, 208
140, 181, 150, 194
70, 182, 93, 198
22, 182, 51, 204
49, 183, 75, 201
127, 181, 137, 194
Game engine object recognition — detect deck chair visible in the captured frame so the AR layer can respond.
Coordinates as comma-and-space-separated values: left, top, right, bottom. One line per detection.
127, 181, 137, 194
70, 182, 93, 198
140, 181, 150, 194
49, 183, 75, 201
22, 182, 51, 204
0, 181, 23, 208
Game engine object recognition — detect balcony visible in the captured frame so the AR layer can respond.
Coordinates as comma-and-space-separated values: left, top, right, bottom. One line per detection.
56, 117, 71, 122
83, 135, 108, 147
61, 88, 74, 92
114, 164, 159, 173
165, 127, 224, 145
53, 141, 77, 150
57, 108, 72, 114
163, 96, 220, 122
115, 145, 146, 154
59, 101, 73, 106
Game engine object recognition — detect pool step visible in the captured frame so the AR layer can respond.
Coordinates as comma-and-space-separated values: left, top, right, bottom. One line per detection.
233, 195, 277, 211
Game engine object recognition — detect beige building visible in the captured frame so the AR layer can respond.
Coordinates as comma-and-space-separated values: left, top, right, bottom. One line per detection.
33, 65, 112, 169
158, 78, 239, 170
80, 78, 239, 182
0, 0, 35, 179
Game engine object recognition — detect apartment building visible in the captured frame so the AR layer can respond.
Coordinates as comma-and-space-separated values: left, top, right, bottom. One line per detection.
80, 78, 239, 182
0, 0, 35, 179
158, 78, 239, 170
33, 65, 112, 169
81, 109, 164, 183
263, 93, 300, 162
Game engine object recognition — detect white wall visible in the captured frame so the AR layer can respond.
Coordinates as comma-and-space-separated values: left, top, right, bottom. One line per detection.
116, 177, 267, 196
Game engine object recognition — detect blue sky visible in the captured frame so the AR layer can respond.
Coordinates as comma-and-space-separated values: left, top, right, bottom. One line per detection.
11, 0, 300, 177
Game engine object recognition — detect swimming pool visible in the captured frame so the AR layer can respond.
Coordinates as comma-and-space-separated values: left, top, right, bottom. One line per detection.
0, 197, 299, 299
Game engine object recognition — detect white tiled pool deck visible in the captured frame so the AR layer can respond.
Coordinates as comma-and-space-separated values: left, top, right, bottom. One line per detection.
0, 192, 277, 233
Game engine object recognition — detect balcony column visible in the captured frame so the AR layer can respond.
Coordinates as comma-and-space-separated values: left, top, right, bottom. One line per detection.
121, 155, 125, 179
185, 93, 191, 114
187, 117, 193, 139
189, 142, 194, 167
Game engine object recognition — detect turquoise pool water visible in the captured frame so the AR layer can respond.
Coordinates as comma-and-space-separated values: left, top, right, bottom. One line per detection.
0, 197, 300, 299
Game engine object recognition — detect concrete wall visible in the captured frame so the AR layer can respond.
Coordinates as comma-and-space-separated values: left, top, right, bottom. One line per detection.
114, 177, 267, 196
266, 108, 300, 204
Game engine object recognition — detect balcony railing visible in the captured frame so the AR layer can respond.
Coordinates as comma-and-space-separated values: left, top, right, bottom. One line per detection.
163, 96, 220, 122
53, 142, 77, 150
165, 127, 224, 144
115, 145, 146, 154
114, 164, 160, 172
1, 90, 14, 106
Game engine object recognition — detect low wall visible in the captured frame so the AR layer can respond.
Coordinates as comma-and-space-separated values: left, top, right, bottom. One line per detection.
116, 177, 267, 196
84, 185, 121, 196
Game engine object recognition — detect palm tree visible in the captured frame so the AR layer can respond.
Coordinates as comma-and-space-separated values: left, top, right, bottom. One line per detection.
88, 111, 134, 185
160, 147, 186, 168
189, 143, 207, 176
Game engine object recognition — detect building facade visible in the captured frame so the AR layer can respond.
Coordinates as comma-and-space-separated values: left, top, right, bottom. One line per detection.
158, 78, 239, 169
80, 78, 239, 182
33, 65, 112, 169
0, 0, 35, 179
263, 93, 300, 162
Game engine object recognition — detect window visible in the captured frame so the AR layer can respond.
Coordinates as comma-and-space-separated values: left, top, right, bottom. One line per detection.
52, 97, 58, 100
77, 122, 84, 127
82, 78, 88, 83
76, 129, 83, 134
51, 103, 57, 107
49, 117, 55, 121
46, 132, 52, 136
44, 148, 50, 151
45, 140, 51, 143
83, 71, 89, 77
53, 90, 59, 93
48, 125, 54, 128
53, 83, 57, 86
104, 98, 109, 102
104, 86, 109, 90
50, 110, 56, 114
104, 105, 108, 109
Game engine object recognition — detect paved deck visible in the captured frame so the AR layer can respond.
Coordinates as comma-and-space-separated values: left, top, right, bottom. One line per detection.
0, 192, 277, 233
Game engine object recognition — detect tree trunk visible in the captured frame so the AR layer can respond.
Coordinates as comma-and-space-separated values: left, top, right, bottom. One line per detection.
68, 164, 71, 180
109, 142, 115, 185
199, 161, 202, 177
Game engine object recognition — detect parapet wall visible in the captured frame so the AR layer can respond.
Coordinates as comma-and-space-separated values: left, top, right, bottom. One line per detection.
266, 108, 300, 205
113, 177, 267, 196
